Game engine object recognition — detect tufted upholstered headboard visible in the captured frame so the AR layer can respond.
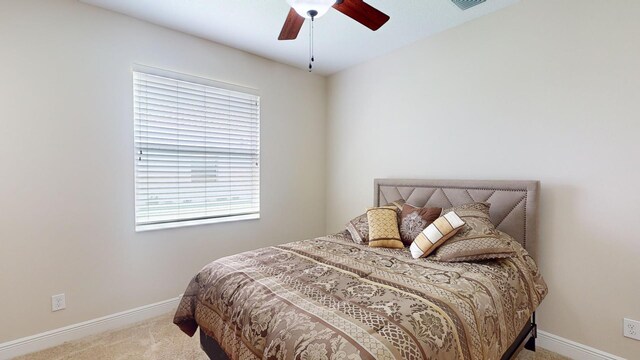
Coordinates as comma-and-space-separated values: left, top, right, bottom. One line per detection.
374, 179, 539, 254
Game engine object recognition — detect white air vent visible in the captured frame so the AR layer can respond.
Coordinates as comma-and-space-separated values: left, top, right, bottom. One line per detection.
451, 0, 486, 10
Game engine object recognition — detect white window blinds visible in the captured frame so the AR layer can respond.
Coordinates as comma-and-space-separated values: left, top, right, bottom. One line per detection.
133, 67, 260, 231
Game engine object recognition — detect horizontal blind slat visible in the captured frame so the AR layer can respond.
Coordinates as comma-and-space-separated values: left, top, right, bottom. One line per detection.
134, 136, 258, 149
133, 87, 258, 110
133, 75, 257, 102
134, 124, 257, 138
134, 114, 258, 129
135, 108, 258, 124
136, 193, 259, 200
134, 100, 259, 118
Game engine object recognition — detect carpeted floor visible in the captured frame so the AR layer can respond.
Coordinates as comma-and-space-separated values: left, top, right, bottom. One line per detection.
15, 312, 569, 360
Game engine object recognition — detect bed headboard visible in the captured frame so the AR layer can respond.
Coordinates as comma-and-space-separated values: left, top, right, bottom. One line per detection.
374, 179, 539, 254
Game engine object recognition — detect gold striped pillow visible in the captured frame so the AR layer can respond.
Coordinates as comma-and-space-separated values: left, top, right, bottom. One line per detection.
410, 211, 465, 259
367, 206, 403, 249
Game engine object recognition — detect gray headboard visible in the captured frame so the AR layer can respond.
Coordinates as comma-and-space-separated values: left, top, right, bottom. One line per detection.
374, 179, 539, 254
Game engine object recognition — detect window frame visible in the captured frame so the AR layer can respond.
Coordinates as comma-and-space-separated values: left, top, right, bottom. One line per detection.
131, 64, 260, 232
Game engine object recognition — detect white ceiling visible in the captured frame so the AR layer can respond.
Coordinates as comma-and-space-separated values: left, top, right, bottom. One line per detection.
80, 0, 520, 75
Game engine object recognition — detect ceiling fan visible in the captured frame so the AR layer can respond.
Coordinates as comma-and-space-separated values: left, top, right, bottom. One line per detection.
278, 0, 390, 41
278, 0, 390, 71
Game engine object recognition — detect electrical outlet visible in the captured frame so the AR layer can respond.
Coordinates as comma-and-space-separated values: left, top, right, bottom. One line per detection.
624, 318, 640, 340
51, 294, 66, 312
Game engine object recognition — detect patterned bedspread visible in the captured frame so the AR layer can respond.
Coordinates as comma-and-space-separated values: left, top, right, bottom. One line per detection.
174, 233, 547, 360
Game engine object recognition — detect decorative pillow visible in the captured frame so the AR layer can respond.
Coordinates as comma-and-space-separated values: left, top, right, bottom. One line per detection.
345, 213, 369, 244
345, 200, 405, 244
399, 204, 442, 246
386, 199, 406, 221
429, 202, 517, 262
367, 206, 403, 249
409, 211, 465, 258
328, 230, 353, 242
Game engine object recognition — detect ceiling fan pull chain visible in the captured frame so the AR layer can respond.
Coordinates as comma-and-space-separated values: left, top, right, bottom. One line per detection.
308, 12, 315, 72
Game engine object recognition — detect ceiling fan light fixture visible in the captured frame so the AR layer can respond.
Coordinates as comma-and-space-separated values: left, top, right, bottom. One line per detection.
287, 0, 336, 19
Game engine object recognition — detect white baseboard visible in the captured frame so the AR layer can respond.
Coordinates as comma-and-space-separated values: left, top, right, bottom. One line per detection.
538, 330, 626, 360
0, 296, 181, 360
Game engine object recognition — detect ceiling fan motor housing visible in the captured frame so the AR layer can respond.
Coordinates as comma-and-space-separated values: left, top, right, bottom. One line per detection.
286, 0, 337, 19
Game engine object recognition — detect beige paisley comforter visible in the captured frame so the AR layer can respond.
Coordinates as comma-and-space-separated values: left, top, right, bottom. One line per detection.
174, 233, 547, 360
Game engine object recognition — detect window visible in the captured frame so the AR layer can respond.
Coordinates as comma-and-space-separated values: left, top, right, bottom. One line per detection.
133, 66, 260, 231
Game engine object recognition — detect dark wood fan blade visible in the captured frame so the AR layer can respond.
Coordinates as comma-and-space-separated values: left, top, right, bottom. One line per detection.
278, 8, 305, 40
333, 0, 389, 31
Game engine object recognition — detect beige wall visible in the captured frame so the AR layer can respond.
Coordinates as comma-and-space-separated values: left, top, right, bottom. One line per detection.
0, 0, 326, 343
2, 0, 640, 357
326, 0, 640, 358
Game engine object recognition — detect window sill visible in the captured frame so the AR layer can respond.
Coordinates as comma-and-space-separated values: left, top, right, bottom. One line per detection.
135, 213, 260, 232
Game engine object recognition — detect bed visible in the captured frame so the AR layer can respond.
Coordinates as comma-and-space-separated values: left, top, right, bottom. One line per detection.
174, 179, 547, 360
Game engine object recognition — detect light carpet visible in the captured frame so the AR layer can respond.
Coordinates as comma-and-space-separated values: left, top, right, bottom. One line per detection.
15, 313, 569, 360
